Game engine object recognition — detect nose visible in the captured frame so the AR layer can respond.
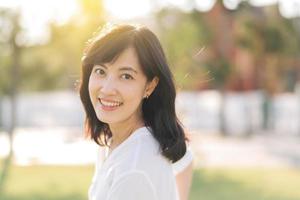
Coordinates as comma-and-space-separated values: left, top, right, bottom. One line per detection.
99, 76, 117, 95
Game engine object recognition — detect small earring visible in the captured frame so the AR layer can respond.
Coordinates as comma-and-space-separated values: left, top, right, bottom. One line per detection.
144, 94, 149, 99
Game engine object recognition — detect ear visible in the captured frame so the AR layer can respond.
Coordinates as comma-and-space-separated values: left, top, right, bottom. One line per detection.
144, 76, 159, 98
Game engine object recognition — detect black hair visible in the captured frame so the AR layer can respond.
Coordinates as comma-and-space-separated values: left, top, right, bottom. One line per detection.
80, 23, 187, 163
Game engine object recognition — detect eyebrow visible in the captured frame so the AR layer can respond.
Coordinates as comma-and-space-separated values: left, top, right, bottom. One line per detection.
96, 64, 138, 74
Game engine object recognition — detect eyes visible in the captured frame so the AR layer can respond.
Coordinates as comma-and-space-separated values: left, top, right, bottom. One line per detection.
93, 68, 134, 80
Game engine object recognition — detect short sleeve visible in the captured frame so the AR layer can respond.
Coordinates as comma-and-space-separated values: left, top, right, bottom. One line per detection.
107, 171, 158, 200
172, 145, 193, 175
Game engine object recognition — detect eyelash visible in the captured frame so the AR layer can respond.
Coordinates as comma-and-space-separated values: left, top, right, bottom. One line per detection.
93, 68, 134, 80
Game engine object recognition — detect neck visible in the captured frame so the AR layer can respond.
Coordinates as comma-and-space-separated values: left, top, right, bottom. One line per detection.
109, 119, 145, 150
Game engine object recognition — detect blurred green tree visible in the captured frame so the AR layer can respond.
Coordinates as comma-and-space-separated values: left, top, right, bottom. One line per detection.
155, 0, 300, 135
19, 0, 106, 92
0, 8, 22, 194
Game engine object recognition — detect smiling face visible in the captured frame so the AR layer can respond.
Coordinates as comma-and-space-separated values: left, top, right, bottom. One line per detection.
88, 47, 158, 128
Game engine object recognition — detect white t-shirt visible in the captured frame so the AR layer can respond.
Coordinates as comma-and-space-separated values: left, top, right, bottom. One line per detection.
88, 126, 193, 200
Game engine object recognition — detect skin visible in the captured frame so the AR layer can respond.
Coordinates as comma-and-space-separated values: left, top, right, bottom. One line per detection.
176, 161, 193, 200
88, 46, 158, 151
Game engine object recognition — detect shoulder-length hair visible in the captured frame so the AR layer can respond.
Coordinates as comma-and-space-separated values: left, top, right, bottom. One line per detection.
80, 23, 187, 163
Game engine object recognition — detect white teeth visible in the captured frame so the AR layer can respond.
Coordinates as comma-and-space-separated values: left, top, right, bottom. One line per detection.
100, 99, 122, 107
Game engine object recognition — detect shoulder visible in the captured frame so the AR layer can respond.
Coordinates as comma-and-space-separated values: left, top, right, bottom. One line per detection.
112, 127, 173, 181
123, 128, 172, 171
172, 144, 194, 175
116, 126, 166, 164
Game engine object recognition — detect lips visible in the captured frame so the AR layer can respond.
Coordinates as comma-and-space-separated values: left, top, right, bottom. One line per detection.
98, 98, 123, 108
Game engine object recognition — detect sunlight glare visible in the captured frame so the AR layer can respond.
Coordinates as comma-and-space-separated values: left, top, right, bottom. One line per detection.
195, 0, 216, 12
104, 0, 152, 19
0, 0, 79, 44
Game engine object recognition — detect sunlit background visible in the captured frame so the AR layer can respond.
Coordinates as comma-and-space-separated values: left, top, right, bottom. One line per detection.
1, 0, 300, 200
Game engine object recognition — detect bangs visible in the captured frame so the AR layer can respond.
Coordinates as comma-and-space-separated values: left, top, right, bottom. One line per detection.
82, 31, 134, 66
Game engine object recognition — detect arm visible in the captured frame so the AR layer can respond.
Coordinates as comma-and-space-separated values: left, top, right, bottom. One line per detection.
176, 161, 193, 200
172, 146, 194, 200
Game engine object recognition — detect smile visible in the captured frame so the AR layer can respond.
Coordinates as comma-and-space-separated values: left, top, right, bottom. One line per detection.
98, 98, 123, 109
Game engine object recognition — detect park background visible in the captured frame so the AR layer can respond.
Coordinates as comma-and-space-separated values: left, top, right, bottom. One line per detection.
1, 0, 300, 199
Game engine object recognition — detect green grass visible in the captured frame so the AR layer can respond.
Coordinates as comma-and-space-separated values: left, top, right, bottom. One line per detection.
190, 167, 300, 200
0, 164, 300, 200
0, 164, 94, 200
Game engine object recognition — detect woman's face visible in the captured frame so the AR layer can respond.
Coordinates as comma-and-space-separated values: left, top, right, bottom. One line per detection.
88, 47, 156, 126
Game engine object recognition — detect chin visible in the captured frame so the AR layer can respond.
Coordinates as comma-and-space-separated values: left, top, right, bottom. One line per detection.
96, 114, 120, 125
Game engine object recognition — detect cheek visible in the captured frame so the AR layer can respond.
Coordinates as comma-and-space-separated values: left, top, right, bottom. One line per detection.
88, 77, 97, 103
123, 85, 145, 103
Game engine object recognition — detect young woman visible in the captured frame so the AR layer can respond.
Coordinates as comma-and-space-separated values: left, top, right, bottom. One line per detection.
80, 23, 193, 200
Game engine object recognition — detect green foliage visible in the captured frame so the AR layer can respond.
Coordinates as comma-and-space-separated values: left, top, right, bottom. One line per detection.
0, 55, 11, 95
263, 26, 284, 53
204, 58, 232, 89
1, 1, 300, 92
157, 9, 210, 90
0, 9, 20, 96
0, 1, 106, 93
18, 18, 105, 92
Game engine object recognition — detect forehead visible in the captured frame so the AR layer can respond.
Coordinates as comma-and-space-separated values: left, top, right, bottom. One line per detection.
107, 47, 141, 71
